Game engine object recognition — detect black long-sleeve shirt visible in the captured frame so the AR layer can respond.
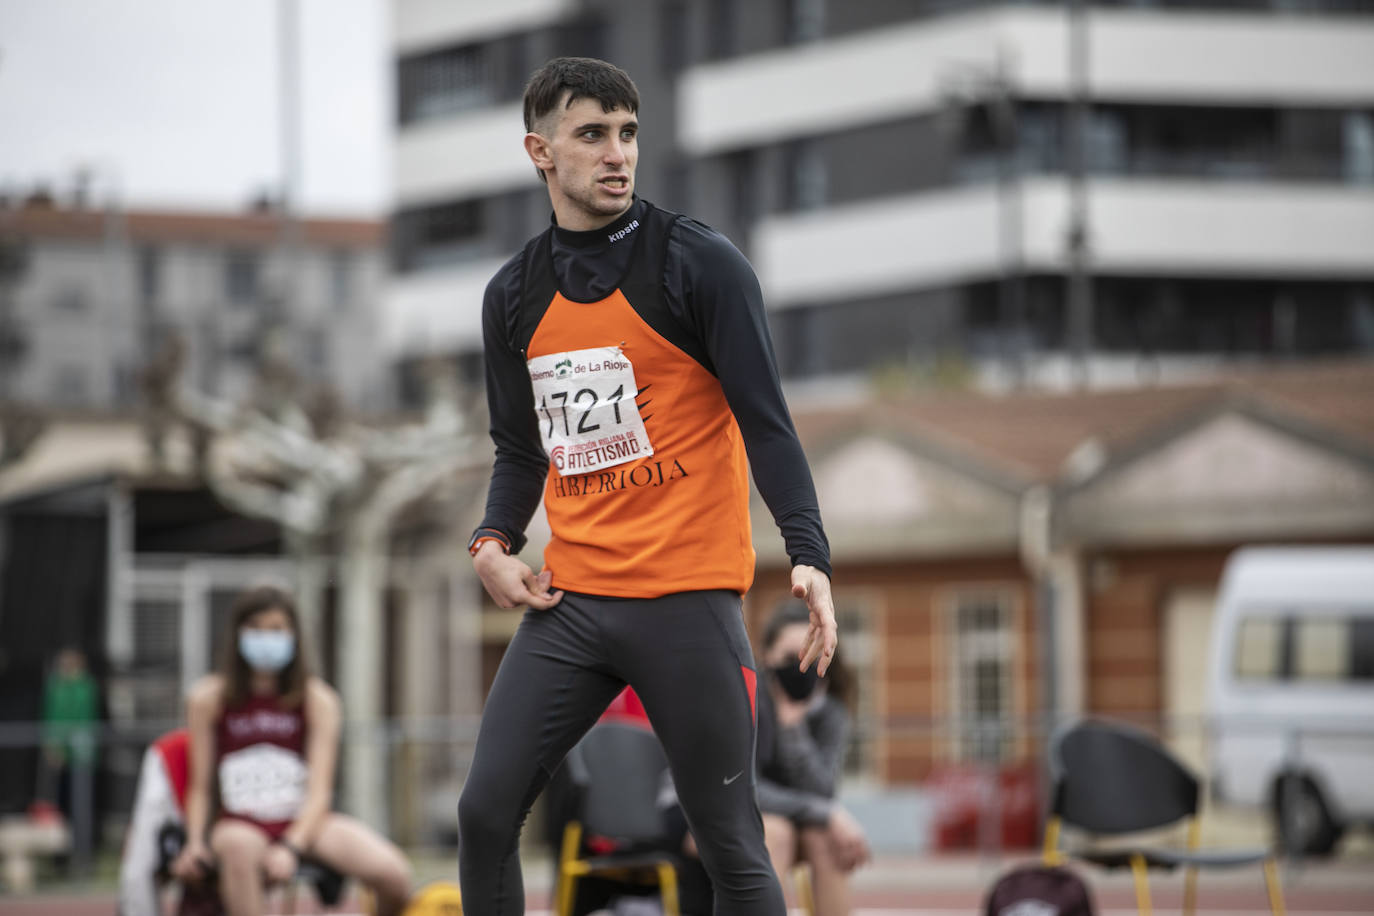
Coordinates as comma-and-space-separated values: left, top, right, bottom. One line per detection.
476, 198, 830, 578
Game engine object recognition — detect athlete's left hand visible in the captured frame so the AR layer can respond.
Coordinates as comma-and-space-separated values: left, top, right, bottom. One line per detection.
791, 565, 838, 676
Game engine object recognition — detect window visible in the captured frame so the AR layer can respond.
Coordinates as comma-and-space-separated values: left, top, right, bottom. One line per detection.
51, 284, 87, 312
1092, 276, 1374, 355
138, 245, 160, 302
329, 250, 352, 308
727, 150, 758, 233
392, 200, 485, 273
306, 327, 329, 370
112, 363, 138, 406
975, 101, 1368, 185
1353, 619, 1374, 679
53, 365, 88, 405
1294, 618, 1348, 680
784, 0, 826, 44
1279, 109, 1345, 181
706, 0, 735, 60
1085, 108, 1128, 175
224, 250, 260, 304
661, 159, 692, 214
661, 1, 691, 74
948, 591, 1017, 763
783, 138, 827, 212
1235, 617, 1283, 679
133, 597, 181, 669
1345, 110, 1374, 185
398, 43, 492, 125
497, 34, 532, 102
1235, 611, 1374, 682
1355, 291, 1374, 351
552, 15, 607, 60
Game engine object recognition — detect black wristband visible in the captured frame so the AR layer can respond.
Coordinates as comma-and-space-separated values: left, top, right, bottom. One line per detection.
277, 838, 305, 860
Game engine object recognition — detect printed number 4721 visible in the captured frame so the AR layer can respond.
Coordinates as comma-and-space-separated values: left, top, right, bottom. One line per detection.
539, 384, 625, 438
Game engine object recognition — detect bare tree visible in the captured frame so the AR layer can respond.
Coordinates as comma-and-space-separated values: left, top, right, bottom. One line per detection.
167, 349, 485, 828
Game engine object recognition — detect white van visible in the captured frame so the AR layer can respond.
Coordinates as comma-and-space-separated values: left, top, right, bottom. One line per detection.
1206, 546, 1374, 855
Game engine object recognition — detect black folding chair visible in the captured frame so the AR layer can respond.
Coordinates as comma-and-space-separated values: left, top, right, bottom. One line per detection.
554, 722, 682, 916
1042, 717, 1285, 916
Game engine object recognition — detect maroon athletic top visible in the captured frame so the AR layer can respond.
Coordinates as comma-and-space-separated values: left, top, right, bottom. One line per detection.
215, 693, 308, 840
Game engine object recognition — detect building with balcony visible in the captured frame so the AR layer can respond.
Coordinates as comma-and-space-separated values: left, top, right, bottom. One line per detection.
387, 0, 1374, 393
0, 191, 389, 412
386, 1, 1374, 847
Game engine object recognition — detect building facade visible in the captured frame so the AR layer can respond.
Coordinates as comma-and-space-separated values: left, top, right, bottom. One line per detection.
388, 1, 1374, 848
745, 362, 1374, 790
0, 193, 389, 413
388, 0, 1374, 392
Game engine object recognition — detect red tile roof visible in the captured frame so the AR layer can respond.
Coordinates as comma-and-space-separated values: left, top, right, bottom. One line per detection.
4, 202, 383, 248
791, 359, 1374, 484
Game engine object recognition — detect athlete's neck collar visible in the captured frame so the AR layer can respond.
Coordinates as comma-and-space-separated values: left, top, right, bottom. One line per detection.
550, 197, 646, 249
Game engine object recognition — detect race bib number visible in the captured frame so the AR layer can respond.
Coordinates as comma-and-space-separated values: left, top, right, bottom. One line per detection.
218, 744, 307, 823
528, 347, 654, 476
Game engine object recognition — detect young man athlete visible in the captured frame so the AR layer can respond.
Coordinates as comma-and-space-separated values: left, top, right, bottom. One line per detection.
459, 57, 837, 916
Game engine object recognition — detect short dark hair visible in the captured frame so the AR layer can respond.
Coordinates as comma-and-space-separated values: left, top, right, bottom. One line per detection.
522, 56, 640, 135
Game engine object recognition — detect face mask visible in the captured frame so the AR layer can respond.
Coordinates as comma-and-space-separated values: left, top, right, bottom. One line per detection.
239, 629, 296, 672
772, 663, 820, 702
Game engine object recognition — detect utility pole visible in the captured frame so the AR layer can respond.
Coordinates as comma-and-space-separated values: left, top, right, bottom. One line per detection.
940, 50, 1025, 388
991, 49, 1026, 388
1065, 0, 1093, 386
277, 0, 303, 330
0, 228, 27, 404
274, 0, 322, 636
275, 0, 339, 815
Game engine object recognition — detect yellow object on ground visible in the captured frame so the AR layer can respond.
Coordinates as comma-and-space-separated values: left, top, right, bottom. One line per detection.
403, 880, 463, 915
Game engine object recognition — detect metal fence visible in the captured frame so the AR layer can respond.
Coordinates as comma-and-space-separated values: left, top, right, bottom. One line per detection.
1, 710, 1369, 885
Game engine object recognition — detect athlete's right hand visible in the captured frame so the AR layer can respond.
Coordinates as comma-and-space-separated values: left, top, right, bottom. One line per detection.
472, 541, 564, 610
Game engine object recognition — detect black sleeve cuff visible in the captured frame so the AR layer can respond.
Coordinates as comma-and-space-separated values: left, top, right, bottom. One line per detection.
468, 527, 514, 557
792, 554, 833, 580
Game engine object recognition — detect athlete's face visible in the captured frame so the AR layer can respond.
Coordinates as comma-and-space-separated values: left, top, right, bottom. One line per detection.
526, 93, 638, 231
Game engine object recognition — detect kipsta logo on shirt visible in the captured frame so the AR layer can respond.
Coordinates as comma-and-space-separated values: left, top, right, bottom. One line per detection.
607, 219, 640, 244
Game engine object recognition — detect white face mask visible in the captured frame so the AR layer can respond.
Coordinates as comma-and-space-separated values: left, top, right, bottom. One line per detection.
238, 629, 296, 672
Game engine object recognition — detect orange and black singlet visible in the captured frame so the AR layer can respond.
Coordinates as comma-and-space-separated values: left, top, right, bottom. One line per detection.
476, 198, 829, 598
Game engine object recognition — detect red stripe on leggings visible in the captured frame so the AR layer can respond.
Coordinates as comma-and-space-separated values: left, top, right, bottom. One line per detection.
740, 666, 757, 724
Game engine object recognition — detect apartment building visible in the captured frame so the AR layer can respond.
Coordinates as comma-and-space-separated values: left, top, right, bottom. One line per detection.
388, 0, 1374, 392
0, 190, 389, 412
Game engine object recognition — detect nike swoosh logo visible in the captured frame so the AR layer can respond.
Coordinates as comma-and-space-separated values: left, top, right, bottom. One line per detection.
723, 770, 744, 785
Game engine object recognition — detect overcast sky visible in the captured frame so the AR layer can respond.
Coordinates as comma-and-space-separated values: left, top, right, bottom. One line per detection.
0, 0, 390, 217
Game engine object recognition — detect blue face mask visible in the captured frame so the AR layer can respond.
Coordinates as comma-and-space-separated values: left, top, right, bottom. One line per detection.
238, 629, 296, 672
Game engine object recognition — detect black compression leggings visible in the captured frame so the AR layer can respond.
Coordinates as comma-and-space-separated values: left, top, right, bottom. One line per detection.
457, 590, 783, 916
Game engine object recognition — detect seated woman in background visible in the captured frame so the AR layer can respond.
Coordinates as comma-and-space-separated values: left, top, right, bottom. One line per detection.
756, 601, 870, 916
170, 585, 412, 916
